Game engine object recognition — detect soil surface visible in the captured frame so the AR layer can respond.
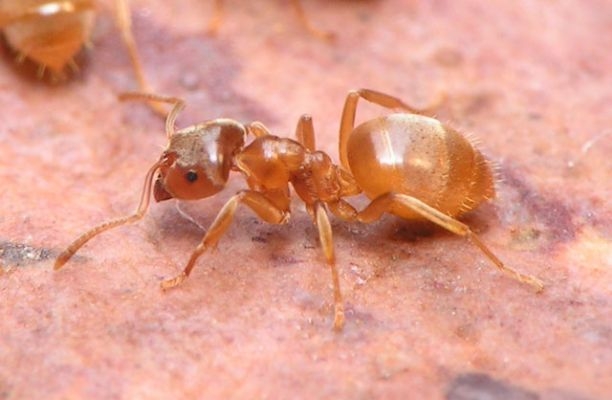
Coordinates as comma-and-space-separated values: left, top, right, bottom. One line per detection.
1, 0, 610, 399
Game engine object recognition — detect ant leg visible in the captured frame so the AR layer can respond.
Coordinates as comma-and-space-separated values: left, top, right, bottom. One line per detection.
355, 193, 544, 291
114, 0, 167, 116
313, 203, 344, 330
160, 190, 290, 289
339, 89, 442, 169
295, 114, 316, 152
54, 160, 162, 270
119, 92, 185, 138
328, 200, 359, 221
290, 0, 335, 41
206, 0, 224, 35
247, 122, 272, 138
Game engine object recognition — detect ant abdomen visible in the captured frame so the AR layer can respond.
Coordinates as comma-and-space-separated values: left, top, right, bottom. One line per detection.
346, 113, 495, 219
1, 0, 96, 75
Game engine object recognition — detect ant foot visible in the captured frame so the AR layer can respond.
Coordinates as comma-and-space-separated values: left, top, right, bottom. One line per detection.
161, 272, 187, 290
332, 304, 345, 331
524, 274, 545, 293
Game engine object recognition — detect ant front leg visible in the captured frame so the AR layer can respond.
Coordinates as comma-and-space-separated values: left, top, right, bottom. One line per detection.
339, 89, 441, 169
354, 193, 545, 292
160, 190, 290, 289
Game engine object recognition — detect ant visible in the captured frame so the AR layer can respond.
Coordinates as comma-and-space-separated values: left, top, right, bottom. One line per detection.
0, 0, 165, 115
54, 89, 544, 331
207, 0, 334, 41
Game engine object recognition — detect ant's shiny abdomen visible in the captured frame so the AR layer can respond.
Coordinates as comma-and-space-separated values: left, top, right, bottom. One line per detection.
346, 113, 495, 219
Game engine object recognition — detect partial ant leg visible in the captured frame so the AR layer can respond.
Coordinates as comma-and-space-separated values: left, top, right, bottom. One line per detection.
247, 122, 272, 138
295, 114, 316, 152
290, 0, 335, 41
206, 0, 224, 35
352, 193, 544, 291
160, 190, 290, 289
54, 160, 162, 270
205, 0, 332, 40
327, 200, 359, 222
339, 89, 441, 169
114, 0, 167, 116
312, 202, 344, 330
119, 92, 185, 139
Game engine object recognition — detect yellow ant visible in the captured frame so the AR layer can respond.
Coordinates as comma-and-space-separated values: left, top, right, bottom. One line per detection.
54, 89, 544, 330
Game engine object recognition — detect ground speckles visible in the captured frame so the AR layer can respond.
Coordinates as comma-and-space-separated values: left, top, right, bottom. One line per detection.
0, 241, 52, 268
500, 165, 576, 248
447, 373, 539, 400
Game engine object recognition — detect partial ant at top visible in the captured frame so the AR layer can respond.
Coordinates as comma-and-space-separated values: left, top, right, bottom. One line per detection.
0, 0, 165, 115
207, 0, 335, 41
54, 89, 544, 330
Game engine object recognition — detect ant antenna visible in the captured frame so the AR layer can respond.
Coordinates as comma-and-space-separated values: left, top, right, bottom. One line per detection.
54, 159, 162, 270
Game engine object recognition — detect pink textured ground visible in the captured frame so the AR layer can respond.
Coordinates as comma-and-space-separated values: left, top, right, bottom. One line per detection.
1, 0, 610, 399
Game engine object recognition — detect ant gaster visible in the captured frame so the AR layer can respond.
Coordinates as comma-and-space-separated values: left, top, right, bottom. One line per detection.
54, 90, 544, 331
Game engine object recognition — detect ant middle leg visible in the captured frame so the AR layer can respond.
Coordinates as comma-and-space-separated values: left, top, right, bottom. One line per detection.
352, 193, 545, 291
160, 190, 290, 289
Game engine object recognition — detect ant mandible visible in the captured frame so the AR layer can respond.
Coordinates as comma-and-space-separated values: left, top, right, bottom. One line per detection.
0, 0, 165, 115
54, 89, 544, 331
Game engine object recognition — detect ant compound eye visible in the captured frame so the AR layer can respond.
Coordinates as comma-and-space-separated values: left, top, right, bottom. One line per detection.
185, 171, 198, 183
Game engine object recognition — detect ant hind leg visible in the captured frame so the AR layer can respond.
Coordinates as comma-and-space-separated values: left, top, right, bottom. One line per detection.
354, 193, 544, 292
339, 89, 443, 169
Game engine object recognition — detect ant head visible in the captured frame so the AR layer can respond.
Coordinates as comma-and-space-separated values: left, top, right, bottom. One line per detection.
154, 121, 246, 201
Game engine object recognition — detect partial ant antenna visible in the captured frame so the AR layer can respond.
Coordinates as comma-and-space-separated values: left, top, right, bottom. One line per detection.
54, 159, 162, 270
567, 130, 611, 169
